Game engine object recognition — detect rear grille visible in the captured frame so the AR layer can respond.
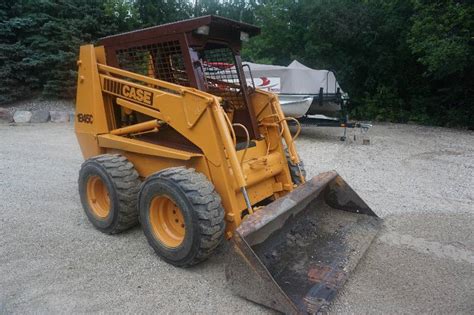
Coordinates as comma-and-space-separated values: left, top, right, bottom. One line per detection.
103, 78, 121, 95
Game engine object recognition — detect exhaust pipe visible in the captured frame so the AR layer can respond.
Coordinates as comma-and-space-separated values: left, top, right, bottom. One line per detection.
226, 171, 381, 314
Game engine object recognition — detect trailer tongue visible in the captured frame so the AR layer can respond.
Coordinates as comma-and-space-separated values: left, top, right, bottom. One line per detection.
227, 171, 381, 314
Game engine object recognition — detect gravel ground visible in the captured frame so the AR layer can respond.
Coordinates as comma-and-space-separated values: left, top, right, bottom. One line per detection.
0, 123, 473, 314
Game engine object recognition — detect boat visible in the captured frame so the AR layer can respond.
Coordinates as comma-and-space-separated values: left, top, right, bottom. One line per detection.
243, 60, 346, 118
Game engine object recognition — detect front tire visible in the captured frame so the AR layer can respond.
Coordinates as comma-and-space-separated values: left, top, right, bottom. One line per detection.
139, 167, 225, 267
78, 154, 141, 234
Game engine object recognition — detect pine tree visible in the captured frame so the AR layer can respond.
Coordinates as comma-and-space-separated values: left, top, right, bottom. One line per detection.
0, 0, 136, 103
0, 1, 37, 103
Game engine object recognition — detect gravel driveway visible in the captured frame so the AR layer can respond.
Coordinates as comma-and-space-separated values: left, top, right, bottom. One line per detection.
1, 123, 473, 313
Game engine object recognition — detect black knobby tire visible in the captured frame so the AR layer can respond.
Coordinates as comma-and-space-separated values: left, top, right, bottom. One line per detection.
139, 167, 225, 267
285, 149, 307, 185
78, 154, 141, 234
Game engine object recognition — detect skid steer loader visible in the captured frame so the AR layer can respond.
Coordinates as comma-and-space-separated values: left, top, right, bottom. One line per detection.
75, 15, 381, 313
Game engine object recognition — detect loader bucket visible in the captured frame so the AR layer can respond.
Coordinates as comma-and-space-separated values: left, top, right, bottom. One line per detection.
226, 171, 381, 314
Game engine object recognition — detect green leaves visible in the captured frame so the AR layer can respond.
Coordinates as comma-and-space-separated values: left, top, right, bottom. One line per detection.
244, 0, 473, 128
408, 0, 473, 78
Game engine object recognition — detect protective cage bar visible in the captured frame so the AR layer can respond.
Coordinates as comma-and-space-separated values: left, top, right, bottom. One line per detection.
115, 40, 191, 87
201, 46, 246, 110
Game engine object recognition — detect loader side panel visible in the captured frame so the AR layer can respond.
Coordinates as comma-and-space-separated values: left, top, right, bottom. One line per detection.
75, 45, 110, 158
106, 149, 210, 180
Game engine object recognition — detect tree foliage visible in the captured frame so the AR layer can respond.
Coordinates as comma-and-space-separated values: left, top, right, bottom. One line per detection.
0, 0, 126, 102
0, 0, 472, 128
244, 0, 473, 127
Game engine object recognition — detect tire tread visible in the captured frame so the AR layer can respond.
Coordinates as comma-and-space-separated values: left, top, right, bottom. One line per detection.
149, 167, 225, 266
81, 154, 140, 234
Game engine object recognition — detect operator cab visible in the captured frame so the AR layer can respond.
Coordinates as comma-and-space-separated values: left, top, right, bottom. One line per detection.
99, 15, 261, 139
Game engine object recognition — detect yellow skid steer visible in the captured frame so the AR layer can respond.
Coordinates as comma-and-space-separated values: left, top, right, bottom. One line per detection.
74, 16, 381, 313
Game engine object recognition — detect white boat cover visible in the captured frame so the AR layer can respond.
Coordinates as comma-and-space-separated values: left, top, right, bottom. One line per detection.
243, 60, 343, 95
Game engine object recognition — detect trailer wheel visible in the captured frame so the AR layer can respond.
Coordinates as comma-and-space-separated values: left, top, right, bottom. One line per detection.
78, 154, 141, 234
285, 149, 307, 185
139, 167, 225, 267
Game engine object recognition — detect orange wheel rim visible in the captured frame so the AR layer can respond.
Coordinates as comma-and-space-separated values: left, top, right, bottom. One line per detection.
86, 175, 110, 218
149, 195, 185, 248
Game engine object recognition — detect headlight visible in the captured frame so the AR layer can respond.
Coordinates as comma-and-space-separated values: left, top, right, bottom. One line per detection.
195, 25, 210, 35
240, 31, 249, 42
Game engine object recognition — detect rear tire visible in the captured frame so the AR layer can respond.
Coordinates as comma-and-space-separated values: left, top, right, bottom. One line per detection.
78, 154, 141, 234
139, 167, 225, 267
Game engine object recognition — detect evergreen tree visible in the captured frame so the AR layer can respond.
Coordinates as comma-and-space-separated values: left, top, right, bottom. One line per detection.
0, 1, 35, 103
0, 0, 135, 103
